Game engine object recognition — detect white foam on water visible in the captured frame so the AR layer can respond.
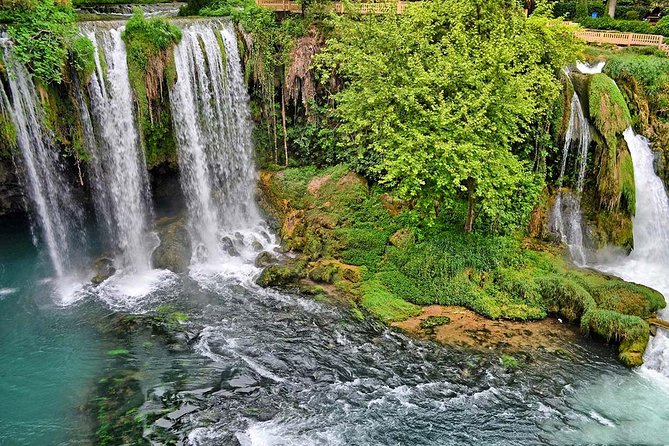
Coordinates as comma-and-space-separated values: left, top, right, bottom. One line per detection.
0, 287, 17, 296
93, 268, 178, 312
576, 60, 606, 74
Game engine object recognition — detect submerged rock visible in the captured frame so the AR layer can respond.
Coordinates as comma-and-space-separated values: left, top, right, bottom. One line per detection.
92, 257, 115, 285
152, 215, 192, 273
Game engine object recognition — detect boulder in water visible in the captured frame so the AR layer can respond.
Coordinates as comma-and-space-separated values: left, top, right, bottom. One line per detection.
152, 215, 192, 273
92, 257, 115, 285
256, 264, 301, 287
255, 251, 277, 268
220, 236, 240, 257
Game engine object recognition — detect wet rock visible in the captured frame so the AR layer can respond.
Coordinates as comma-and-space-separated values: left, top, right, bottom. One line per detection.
166, 404, 198, 421
227, 375, 258, 389
92, 257, 115, 285
256, 264, 300, 287
154, 417, 174, 430
152, 215, 192, 273
252, 239, 264, 252
255, 251, 277, 268
221, 236, 240, 257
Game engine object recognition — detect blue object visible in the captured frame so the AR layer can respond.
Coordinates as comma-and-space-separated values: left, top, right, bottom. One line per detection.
592, 12, 599, 18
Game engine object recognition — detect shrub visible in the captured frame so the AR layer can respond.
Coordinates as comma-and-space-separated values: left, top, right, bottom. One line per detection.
69, 35, 96, 81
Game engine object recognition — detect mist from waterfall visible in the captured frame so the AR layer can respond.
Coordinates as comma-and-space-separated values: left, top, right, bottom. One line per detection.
170, 20, 273, 269
550, 92, 590, 267
0, 40, 86, 281
81, 24, 155, 273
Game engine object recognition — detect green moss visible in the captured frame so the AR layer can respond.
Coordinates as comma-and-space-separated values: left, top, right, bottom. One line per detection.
0, 112, 17, 158
619, 147, 636, 215
500, 354, 519, 370
359, 280, 421, 323
122, 10, 181, 167
420, 316, 451, 330
260, 166, 665, 365
106, 348, 130, 356
581, 308, 650, 366
69, 35, 96, 82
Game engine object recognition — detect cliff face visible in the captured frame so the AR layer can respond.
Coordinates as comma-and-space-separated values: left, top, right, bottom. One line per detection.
0, 158, 24, 216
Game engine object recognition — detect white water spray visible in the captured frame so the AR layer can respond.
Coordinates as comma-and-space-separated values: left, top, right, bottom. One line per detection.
598, 128, 669, 377
82, 24, 155, 273
170, 21, 274, 270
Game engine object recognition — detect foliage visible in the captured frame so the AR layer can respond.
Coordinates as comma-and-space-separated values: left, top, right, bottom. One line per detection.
316, 0, 581, 232
2, 0, 78, 85
605, 53, 669, 95
69, 35, 96, 81
576, 16, 657, 34
260, 166, 665, 364
122, 10, 181, 166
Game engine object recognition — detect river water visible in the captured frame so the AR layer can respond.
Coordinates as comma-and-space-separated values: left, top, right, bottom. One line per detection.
2, 218, 669, 445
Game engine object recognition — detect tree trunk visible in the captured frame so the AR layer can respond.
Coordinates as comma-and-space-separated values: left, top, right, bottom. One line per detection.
464, 177, 476, 233
608, 0, 617, 18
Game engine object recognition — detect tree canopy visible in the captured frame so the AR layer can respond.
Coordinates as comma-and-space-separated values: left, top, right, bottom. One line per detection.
316, 0, 582, 232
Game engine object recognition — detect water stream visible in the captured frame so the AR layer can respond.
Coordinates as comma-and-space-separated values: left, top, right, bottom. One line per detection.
596, 128, 669, 379
170, 21, 274, 270
550, 93, 590, 266
0, 38, 88, 293
3, 19, 669, 446
83, 24, 155, 273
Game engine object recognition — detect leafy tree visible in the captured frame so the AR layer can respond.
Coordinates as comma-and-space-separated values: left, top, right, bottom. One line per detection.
3, 0, 77, 85
317, 0, 581, 233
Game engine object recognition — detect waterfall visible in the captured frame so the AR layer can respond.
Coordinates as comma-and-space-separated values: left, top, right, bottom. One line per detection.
599, 129, 669, 377
0, 41, 86, 279
80, 24, 155, 273
170, 21, 271, 266
550, 93, 590, 266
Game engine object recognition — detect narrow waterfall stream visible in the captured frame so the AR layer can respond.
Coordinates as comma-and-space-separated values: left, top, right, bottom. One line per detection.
0, 39, 87, 288
550, 93, 590, 266
170, 21, 274, 271
82, 23, 155, 273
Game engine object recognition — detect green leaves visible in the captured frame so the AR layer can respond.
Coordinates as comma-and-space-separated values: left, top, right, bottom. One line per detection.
317, 0, 581, 232
5, 0, 77, 85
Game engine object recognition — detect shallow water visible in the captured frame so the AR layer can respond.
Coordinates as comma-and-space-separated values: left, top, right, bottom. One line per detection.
2, 221, 669, 445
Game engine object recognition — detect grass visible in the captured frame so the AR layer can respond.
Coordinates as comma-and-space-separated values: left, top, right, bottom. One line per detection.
260, 165, 666, 365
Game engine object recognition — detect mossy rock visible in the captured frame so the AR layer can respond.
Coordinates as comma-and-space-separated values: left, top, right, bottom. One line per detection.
389, 228, 415, 250
152, 215, 192, 273
307, 259, 361, 284
256, 263, 303, 288
419, 316, 451, 330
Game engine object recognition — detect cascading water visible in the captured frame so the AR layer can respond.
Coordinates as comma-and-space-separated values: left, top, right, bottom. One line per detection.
550, 92, 590, 266
80, 24, 155, 273
170, 21, 273, 269
598, 128, 669, 377
0, 38, 86, 282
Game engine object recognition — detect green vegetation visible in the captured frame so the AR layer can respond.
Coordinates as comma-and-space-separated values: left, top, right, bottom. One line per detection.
69, 35, 96, 82
419, 316, 451, 330
121, 10, 182, 167
1, 0, 79, 85
259, 165, 665, 365
500, 354, 520, 369
315, 0, 581, 233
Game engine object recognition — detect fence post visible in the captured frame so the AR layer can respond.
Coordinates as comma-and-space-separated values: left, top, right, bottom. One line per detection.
628, 33, 633, 46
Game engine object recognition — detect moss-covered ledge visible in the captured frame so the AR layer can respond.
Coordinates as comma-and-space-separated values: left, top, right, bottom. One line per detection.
256, 165, 665, 366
